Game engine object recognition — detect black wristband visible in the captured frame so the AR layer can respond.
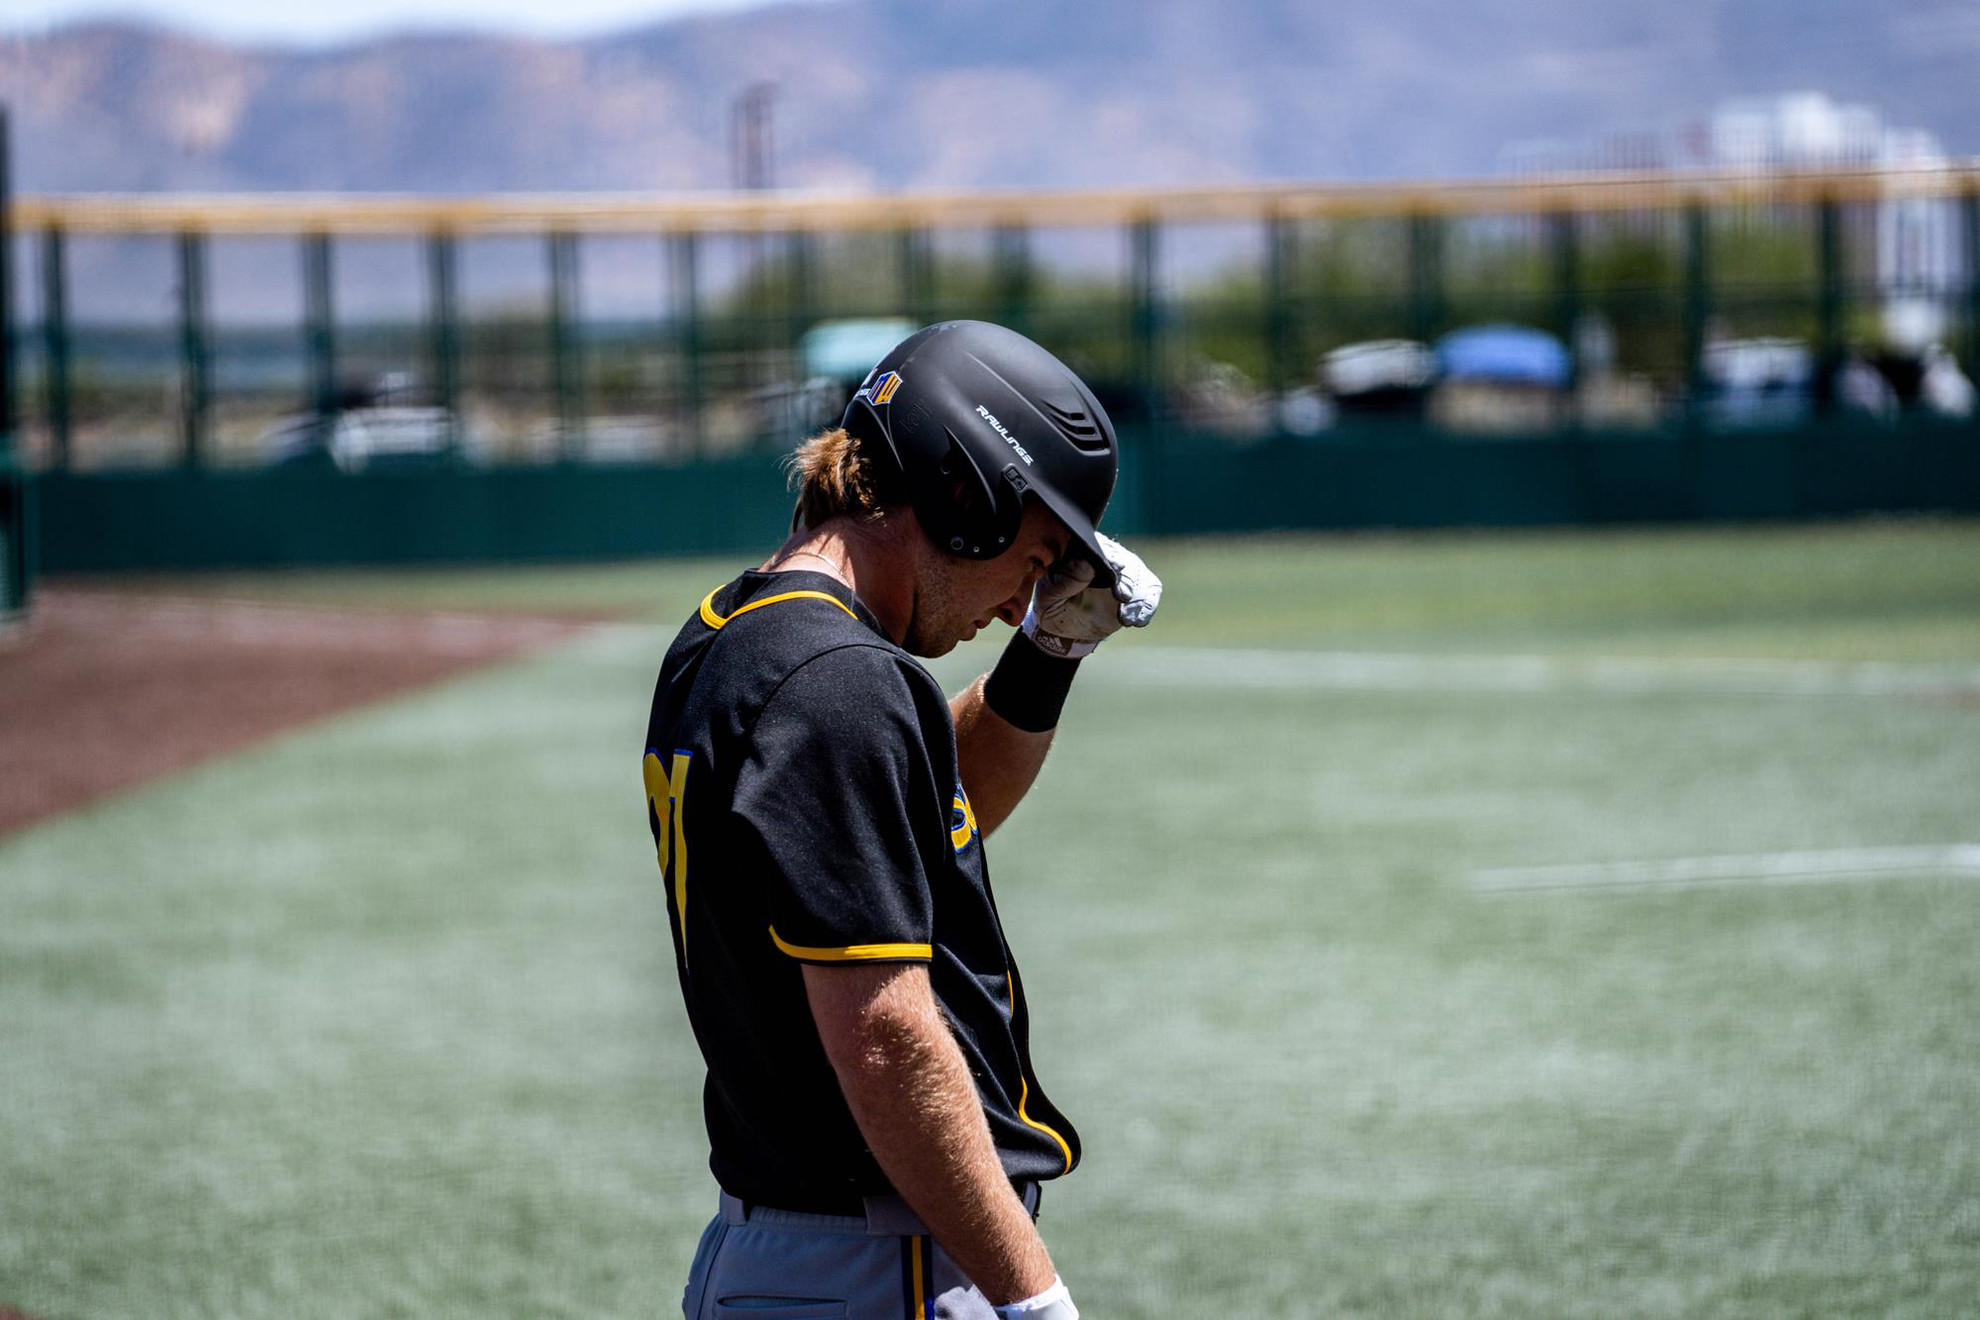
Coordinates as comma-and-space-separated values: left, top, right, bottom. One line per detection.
982, 631, 1083, 733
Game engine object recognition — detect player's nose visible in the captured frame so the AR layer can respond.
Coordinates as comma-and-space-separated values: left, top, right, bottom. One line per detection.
994, 576, 1036, 626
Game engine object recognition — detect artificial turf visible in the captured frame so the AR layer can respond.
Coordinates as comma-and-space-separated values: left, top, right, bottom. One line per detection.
4, 518, 1977, 1317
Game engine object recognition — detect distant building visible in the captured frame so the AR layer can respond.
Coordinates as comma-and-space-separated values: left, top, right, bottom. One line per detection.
1707, 92, 1886, 170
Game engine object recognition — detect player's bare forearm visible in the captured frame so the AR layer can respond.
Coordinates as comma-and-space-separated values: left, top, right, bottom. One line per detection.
804, 961, 1057, 1306
950, 675, 1054, 838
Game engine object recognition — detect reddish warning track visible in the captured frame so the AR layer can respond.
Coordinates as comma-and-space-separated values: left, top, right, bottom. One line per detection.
0, 589, 591, 838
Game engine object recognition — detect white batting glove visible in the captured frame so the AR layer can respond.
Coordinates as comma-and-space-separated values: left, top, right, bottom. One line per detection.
1020, 533, 1162, 659
994, 1276, 1079, 1320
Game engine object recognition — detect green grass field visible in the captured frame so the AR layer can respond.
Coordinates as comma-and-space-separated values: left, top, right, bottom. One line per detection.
6, 518, 1979, 1318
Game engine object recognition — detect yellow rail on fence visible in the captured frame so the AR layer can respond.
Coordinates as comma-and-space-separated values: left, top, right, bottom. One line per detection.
16, 164, 1980, 235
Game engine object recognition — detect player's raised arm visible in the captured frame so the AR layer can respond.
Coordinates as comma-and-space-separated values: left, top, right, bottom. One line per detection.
954, 534, 1163, 835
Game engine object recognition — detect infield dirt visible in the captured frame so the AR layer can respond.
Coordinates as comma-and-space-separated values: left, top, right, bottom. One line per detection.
0, 589, 588, 837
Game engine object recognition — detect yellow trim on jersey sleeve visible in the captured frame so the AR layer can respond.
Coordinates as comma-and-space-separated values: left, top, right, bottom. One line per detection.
1016, 1074, 1075, 1175
769, 926, 933, 963
700, 586, 857, 630
1008, 972, 1075, 1174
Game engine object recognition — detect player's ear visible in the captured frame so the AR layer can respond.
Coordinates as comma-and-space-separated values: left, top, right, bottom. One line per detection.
945, 474, 981, 515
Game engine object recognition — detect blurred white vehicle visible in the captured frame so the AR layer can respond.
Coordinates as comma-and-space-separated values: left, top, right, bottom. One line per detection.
1322, 339, 1436, 397
257, 372, 456, 470
259, 406, 455, 471
1700, 338, 1813, 430
1920, 344, 1976, 419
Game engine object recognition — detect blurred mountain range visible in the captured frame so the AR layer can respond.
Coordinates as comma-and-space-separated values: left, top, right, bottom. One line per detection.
2, 0, 1976, 194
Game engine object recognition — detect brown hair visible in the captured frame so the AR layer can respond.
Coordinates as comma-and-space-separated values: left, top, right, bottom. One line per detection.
785, 427, 899, 532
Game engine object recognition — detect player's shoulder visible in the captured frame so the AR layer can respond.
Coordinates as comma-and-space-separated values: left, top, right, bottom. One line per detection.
678, 568, 936, 705
753, 640, 952, 779
695, 570, 890, 656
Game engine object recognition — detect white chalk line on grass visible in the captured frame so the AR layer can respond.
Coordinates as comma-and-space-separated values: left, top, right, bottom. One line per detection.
1470, 844, 1980, 895
1102, 646, 1980, 699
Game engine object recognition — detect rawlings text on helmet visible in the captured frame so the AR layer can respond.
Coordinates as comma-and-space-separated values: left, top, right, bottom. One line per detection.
973, 405, 1034, 466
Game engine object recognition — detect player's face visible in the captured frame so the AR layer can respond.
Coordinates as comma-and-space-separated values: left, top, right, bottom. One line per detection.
905, 502, 1073, 658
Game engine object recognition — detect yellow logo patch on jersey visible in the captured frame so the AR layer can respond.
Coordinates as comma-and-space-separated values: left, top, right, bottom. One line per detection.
950, 782, 980, 852
644, 747, 693, 959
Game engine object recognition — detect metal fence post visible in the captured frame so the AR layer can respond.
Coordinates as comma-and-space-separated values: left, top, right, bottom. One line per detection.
786, 229, 815, 349
41, 226, 70, 469
1130, 216, 1161, 424
426, 231, 461, 456
1964, 188, 1979, 425
1550, 210, 1581, 400
1815, 196, 1842, 413
302, 232, 337, 442
784, 230, 818, 443
1406, 212, 1443, 345
0, 101, 33, 619
0, 103, 12, 459
548, 229, 584, 460
993, 224, 1030, 333
176, 230, 210, 466
670, 232, 703, 455
898, 227, 931, 327
1682, 203, 1710, 430
0, 101, 23, 619
1264, 211, 1293, 434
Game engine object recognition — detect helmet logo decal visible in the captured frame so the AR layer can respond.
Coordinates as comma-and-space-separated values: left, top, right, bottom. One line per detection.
857, 370, 904, 406
973, 404, 1034, 466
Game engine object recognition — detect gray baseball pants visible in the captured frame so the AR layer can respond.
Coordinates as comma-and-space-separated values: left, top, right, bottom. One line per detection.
682, 1187, 1042, 1320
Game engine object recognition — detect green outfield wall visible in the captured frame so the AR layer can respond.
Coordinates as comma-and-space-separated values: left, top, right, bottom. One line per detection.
34, 418, 1980, 573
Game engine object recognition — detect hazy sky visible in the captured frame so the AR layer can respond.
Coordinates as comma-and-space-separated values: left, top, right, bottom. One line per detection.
2, 0, 788, 44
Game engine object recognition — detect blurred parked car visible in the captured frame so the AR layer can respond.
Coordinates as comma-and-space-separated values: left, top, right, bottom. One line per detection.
1276, 387, 1337, 436
1835, 349, 1899, 423
1321, 339, 1436, 417
1920, 344, 1976, 419
1699, 337, 1814, 431
1430, 324, 1572, 435
258, 373, 455, 471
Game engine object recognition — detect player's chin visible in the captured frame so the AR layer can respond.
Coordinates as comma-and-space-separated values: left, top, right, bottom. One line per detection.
957, 616, 998, 645
903, 626, 959, 659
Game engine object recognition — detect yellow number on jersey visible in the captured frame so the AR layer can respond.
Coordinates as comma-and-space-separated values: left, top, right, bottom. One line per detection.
642, 749, 692, 959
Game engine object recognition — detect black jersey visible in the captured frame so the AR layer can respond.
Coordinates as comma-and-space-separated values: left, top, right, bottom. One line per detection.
641, 568, 1081, 1210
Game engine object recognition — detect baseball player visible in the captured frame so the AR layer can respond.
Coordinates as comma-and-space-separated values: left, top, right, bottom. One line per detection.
641, 320, 1160, 1319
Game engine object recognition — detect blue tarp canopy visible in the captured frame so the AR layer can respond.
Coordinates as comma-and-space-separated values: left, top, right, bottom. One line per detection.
1435, 325, 1571, 387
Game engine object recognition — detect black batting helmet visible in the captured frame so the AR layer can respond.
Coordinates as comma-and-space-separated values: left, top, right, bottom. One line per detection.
841, 320, 1120, 585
